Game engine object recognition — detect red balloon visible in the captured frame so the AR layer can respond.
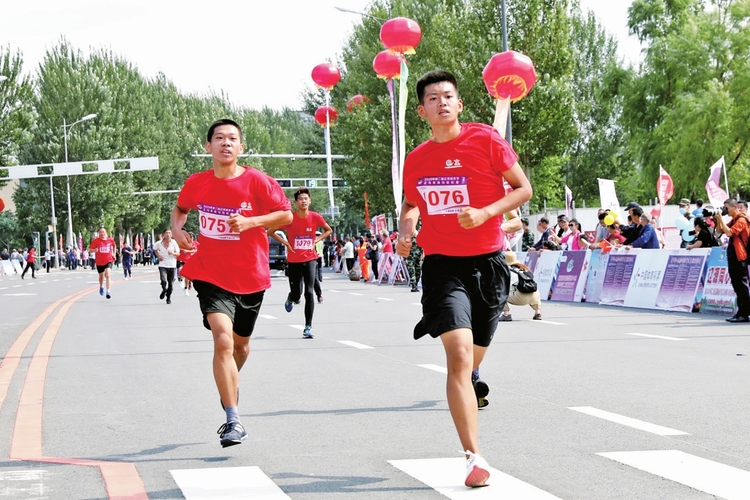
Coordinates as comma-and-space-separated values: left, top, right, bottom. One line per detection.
311, 63, 341, 89
380, 17, 422, 55
347, 94, 368, 112
314, 106, 339, 127
482, 51, 537, 101
373, 50, 402, 80
0, 197, 4, 212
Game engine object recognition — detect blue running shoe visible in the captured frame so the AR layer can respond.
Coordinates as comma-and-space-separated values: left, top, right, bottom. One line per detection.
99, 286, 104, 296
303, 325, 314, 339
284, 300, 294, 312
217, 421, 247, 448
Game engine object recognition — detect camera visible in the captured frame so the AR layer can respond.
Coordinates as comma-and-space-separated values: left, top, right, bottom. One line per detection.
702, 205, 728, 217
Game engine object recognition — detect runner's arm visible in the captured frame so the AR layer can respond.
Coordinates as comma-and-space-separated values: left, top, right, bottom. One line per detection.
316, 222, 333, 245
457, 162, 532, 229
171, 204, 195, 251
397, 197, 420, 257
228, 209, 293, 233
501, 209, 522, 234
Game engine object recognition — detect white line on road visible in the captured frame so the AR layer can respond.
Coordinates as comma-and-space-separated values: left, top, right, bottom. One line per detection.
376, 297, 394, 301
338, 340, 374, 349
12, 285, 20, 288
289, 325, 305, 331
53, 279, 60, 282
526, 319, 567, 325
569, 406, 689, 436
624, 332, 687, 341
412, 302, 421, 306
329, 289, 341, 293
418, 364, 447, 374
390, 457, 562, 499
350, 292, 363, 296
598, 450, 750, 500
171, 466, 291, 500
259, 314, 277, 319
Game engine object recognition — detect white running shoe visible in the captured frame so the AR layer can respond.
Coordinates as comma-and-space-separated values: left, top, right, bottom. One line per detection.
185, 289, 189, 296
463, 450, 490, 487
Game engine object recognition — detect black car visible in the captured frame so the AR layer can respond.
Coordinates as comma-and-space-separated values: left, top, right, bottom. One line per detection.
268, 233, 287, 270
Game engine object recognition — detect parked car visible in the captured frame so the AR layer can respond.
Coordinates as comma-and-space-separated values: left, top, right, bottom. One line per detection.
268, 232, 287, 270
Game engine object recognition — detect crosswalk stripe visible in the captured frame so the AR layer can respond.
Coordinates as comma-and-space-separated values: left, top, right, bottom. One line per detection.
598, 450, 750, 499
569, 406, 689, 436
171, 466, 290, 499
338, 340, 374, 349
389, 457, 562, 499
376, 297, 394, 301
418, 364, 447, 374
624, 332, 686, 341
526, 319, 567, 325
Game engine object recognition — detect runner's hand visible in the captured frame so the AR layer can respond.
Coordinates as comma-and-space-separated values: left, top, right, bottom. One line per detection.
458, 206, 489, 229
396, 236, 412, 257
173, 229, 195, 251
228, 213, 254, 233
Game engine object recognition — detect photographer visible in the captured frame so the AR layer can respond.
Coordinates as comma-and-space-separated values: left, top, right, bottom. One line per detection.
713, 199, 750, 323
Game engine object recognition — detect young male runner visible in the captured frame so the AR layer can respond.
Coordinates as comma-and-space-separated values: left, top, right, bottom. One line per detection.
154, 229, 180, 304
171, 119, 292, 447
88, 227, 116, 299
268, 187, 332, 339
396, 70, 532, 487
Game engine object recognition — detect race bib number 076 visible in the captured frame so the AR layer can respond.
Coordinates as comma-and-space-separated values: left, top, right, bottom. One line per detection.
416, 176, 469, 215
198, 204, 240, 240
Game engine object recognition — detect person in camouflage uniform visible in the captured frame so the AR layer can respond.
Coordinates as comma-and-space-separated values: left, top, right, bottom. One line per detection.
406, 234, 423, 292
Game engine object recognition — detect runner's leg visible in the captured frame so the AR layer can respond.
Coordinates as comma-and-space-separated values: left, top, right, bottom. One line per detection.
441, 327, 480, 454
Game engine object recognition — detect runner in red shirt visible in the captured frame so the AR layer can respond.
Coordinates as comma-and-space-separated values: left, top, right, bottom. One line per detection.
88, 227, 116, 298
268, 187, 332, 338
171, 119, 292, 447
396, 70, 532, 487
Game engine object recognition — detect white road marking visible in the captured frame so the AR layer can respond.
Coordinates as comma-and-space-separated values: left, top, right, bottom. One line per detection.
171, 466, 291, 499
569, 406, 689, 436
526, 319, 567, 325
376, 297, 394, 301
329, 289, 341, 293
259, 314, 277, 319
53, 279, 60, 282
3, 293, 38, 296
350, 292, 363, 296
624, 332, 687, 341
0, 287, 7, 290
12, 285, 21, 288
599, 450, 750, 499
338, 340, 374, 350
418, 364, 447, 374
412, 302, 421, 306
390, 457, 562, 499
289, 325, 305, 331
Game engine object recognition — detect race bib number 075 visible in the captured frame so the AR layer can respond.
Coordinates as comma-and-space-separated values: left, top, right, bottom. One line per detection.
416, 176, 469, 215
198, 204, 240, 240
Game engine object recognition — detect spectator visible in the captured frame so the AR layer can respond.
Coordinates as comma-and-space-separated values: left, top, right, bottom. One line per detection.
521, 218, 535, 251
626, 213, 660, 249
367, 234, 381, 281
686, 217, 720, 250
559, 219, 590, 250
590, 209, 608, 249
678, 198, 696, 248
553, 215, 571, 241
531, 217, 552, 251
713, 199, 750, 322
623, 207, 646, 246
606, 222, 626, 246
380, 230, 393, 254
357, 237, 370, 282
651, 217, 666, 249
343, 237, 355, 272
620, 202, 641, 240
738, 200, 748, 214
692, 199, 705, 218
0, 248, 9, 260
499, 251, 542, 321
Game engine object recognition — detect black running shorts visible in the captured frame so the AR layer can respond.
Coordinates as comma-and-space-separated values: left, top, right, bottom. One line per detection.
192, 280, 265, 338
414, 251, 510, 347
96, 262, 113, 274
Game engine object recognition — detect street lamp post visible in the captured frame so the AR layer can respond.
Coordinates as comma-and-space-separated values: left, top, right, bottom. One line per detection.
62, 113, 97, 250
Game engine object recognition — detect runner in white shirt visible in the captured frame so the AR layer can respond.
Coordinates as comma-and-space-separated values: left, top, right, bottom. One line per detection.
154, 229, 181, 304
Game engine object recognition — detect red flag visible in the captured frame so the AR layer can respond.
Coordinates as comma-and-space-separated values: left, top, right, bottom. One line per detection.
657, 166, 674, 206
364, 192, 371, 230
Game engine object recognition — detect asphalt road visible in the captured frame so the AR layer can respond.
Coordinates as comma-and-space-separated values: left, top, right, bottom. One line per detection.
0, 263, 748, 499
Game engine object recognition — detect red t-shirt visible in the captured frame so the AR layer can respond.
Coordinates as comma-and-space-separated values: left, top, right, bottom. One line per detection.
403, 122, 519, 256
279, 211, 327, 264
90, 237, 115, 265
177, 167, 291, 294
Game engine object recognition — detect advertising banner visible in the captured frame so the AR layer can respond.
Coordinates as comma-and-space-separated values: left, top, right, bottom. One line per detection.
551, 250, 591, 302
622, 250, 671, 309
584, 249, 609, 304
654, 252, 709, 312
600, 251, 638, 305
697, 247, 735, 315
535, 251, 562, 301
523, 251, 540, 274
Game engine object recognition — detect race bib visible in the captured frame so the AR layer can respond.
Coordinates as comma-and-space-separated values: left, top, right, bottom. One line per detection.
416, 176, 470, 215
294, 235, 314, 250
198, 204, 240, 241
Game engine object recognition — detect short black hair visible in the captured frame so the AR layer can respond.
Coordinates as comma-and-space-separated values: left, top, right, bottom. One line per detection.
695, 199, 704, 207
539, 217, 549, 224
416, 70, 459, 105
294, 187, 310, 200
725, 198, 738, 208
632, 207, 644, 217
694, 217, 709, 231
207, 119, 243, 143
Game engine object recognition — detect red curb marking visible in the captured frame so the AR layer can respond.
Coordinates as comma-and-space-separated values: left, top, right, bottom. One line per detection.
7, 288, 149, 499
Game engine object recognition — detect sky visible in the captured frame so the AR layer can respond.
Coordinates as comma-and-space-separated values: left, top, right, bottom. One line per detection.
1, 0, 642, 111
